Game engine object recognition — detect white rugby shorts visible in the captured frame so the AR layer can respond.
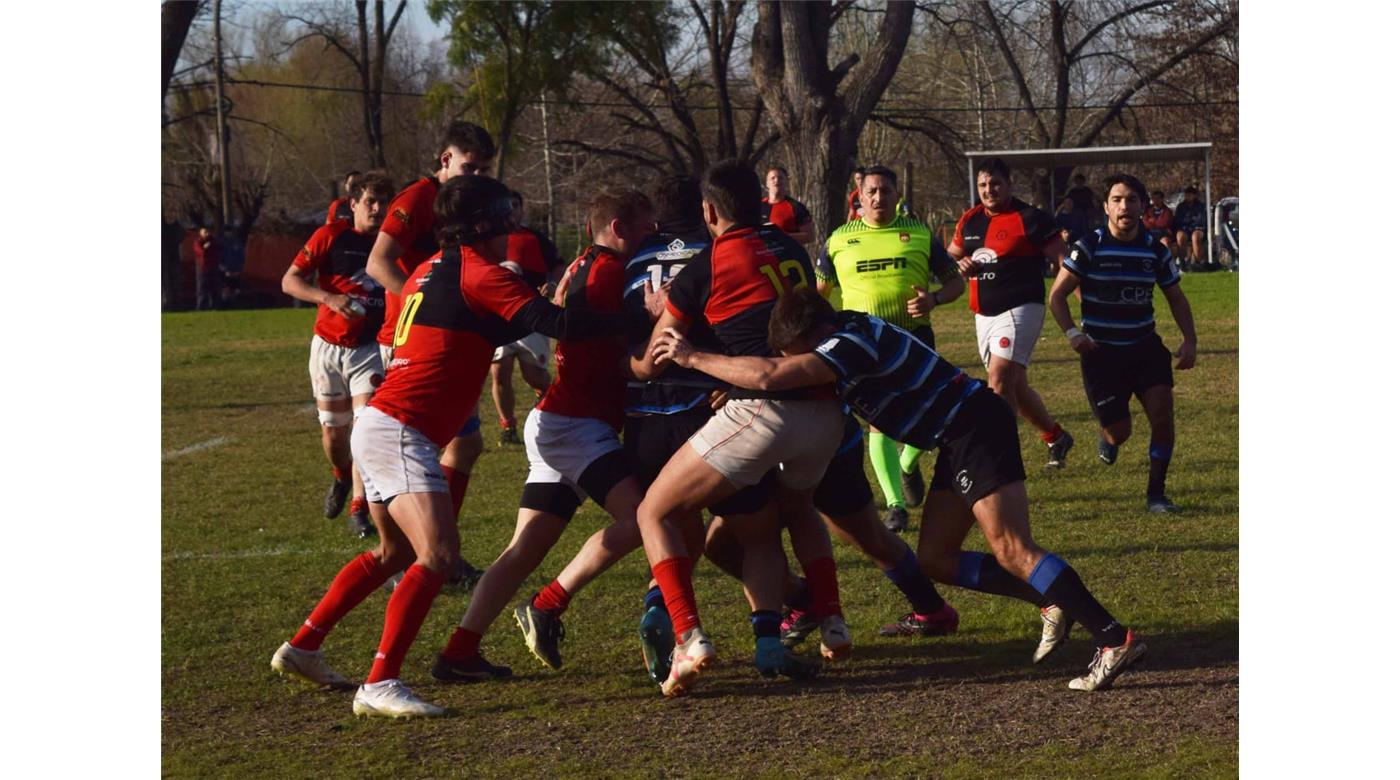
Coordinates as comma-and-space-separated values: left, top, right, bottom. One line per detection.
523, 408, 623, 498
492, 332, 551, 369
974, 303, 1046, 368
688, 398, 844, 490
351, 406, 448, 503
309, 334, 383, 401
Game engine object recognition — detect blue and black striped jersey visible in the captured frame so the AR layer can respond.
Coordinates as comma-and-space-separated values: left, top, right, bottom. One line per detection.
1064, 228, 1180, 346
811, 312, 982, 449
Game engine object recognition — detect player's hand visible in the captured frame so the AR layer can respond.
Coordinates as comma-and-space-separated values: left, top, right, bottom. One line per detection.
956, 256, 978, 277
553, 262, 579, 306
1069, 333, 1098, 354
707, 389, 729, 411
643, 280, 670, 321
651, 327, 695, 368
1175, 339, 1197, 370
906, 285, 935, 316
324, 293, 360, 319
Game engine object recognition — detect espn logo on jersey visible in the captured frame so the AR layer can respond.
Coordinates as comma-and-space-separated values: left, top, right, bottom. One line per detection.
855, 257, 907, 273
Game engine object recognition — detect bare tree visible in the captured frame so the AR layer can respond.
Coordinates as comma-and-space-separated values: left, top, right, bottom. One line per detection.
751, 0, 915, 240
162, 1, 203, 103
284, 1, 407, 168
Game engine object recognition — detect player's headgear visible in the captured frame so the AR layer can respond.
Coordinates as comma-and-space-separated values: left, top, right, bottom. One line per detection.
434, 175, 518, 249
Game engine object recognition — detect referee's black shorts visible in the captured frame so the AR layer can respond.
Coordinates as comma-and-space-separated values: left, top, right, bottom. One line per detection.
1079, 332, 1174, 427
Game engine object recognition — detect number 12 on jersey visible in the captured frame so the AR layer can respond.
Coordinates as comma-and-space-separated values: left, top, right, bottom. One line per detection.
759, 259, 808, 294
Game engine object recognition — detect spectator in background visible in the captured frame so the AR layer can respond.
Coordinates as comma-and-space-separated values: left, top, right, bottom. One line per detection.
326, 171, 360, 224
1172, 186, 1209, 271
846, 167, 865, 222
1065, 173, 1100, 229
761, 166, 816, 245
193, 227, 223, 311
1142, 190, 1175, 253
220, 225, 246, 308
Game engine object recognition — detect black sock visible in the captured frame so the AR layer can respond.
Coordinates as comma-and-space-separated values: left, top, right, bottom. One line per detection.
750, 610, 781, 640
786, 578, 812, 611
1148, 441, 1172, 498
1029, 554, 1128, 647
883, 548, 946, 614
954, 552, 1047, 607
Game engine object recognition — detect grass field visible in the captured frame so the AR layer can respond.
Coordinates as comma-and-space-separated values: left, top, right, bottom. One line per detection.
162, 273, 1238, 778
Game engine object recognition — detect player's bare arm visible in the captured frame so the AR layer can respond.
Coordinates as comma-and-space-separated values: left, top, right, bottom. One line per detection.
792, 220, 816, 246
632, 307, 687, 380
651, 327, 837, 391
907, 266, 965, 316
281, 264, 359, 319
367, 231, 408, 295
1163, 284, 1198, 369
1048, 266, 1096, 354
815, 277, 837, 299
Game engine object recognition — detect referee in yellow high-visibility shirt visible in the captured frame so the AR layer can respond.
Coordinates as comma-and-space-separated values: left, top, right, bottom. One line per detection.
815, 165, 964, 533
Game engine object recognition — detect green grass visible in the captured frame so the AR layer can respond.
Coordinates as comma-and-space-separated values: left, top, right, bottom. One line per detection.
162, 273, 1237, 777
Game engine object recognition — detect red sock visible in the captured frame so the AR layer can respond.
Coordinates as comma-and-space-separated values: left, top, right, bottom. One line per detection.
500, 417, 515, 429
291, 552, 392, 651
332, 466, 350, 482
348, 496, 367, 515
532, 579, 571, 614
440, 462, 471, 518
441, 627, 482, 663
651, 557, 699, 641
1039, 423, 1064, 444
365, 564, 445, 684
802, 556, 843, 619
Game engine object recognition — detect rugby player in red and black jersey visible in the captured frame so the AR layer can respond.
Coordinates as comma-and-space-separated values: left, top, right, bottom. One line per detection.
761, 166, 815, 244
271, 175, 632, 718
366, 121, 495, 581
949, 157, 1075, 469
634, 160, 849, 697
325, 170, 359, 225
490, 190, 565, 445
281, 170, 393, 538
433, 189, 661, 681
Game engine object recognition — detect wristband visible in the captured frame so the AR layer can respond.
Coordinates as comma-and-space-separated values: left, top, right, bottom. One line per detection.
1065, 327, 1084, 341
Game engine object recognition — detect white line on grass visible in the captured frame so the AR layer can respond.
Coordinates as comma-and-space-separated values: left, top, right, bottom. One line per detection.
162, 436, 233, 461
163, 546, 359, 562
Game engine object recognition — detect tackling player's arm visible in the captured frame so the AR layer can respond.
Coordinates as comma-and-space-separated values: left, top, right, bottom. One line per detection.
1162, 283, 1197, 369
282, 228, 359, 318
651, 328, 836, 391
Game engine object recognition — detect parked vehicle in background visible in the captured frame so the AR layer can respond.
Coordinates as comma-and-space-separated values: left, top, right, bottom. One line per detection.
1214, 197, 1238, 270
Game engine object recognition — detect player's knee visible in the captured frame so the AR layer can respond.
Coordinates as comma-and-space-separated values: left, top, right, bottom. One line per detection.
318, 408, 353, 427
1102, 420, 1131, 446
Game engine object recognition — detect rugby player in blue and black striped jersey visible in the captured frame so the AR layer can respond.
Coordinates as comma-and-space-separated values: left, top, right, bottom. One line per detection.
1048, 173, 1198, 513
651, 288, 1148, 691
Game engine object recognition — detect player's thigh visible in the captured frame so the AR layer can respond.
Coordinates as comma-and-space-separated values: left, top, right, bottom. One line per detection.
641, 438, 736, 521
767, 400, 845, 492
384, 490, 460, 571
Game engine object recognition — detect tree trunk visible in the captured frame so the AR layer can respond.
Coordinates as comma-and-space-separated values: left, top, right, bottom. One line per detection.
751, 0, 913, 242
161, 1, 199, 104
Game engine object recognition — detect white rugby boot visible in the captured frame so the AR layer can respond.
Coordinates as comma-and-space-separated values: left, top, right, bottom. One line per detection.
351, 679, 445, 718
270, 642, 350, 688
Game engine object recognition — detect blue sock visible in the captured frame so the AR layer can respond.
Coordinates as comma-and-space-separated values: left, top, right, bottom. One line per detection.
1148, 441, 1173, 497
1028, 554, 1127, 647
954, 551, 1044, 606
643, 585, 665, 611
882, 548, 946, 614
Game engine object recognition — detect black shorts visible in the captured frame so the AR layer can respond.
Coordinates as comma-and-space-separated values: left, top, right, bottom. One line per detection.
623, 408, 772, 516
1080, 333, 1174, 427
812, 415, 873, 518
929, 388, 1026, 506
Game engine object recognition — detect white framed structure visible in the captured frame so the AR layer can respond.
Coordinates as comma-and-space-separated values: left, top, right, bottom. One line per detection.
966, 143, 1215, 265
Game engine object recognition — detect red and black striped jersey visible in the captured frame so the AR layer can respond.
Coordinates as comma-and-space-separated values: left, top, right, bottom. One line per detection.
292, 220, 385, 347
537, 245, 628, 430
376, 176, 442, 346
326, 197, 353, 225
504, 228, 564, 289
951, 197, 1057, 316
369, 245, 539, 447
666, 224, 817, 398
761, 197, 812, 236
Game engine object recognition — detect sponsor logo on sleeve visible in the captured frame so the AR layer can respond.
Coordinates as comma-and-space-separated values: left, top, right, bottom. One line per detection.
391, 207, 411, 225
